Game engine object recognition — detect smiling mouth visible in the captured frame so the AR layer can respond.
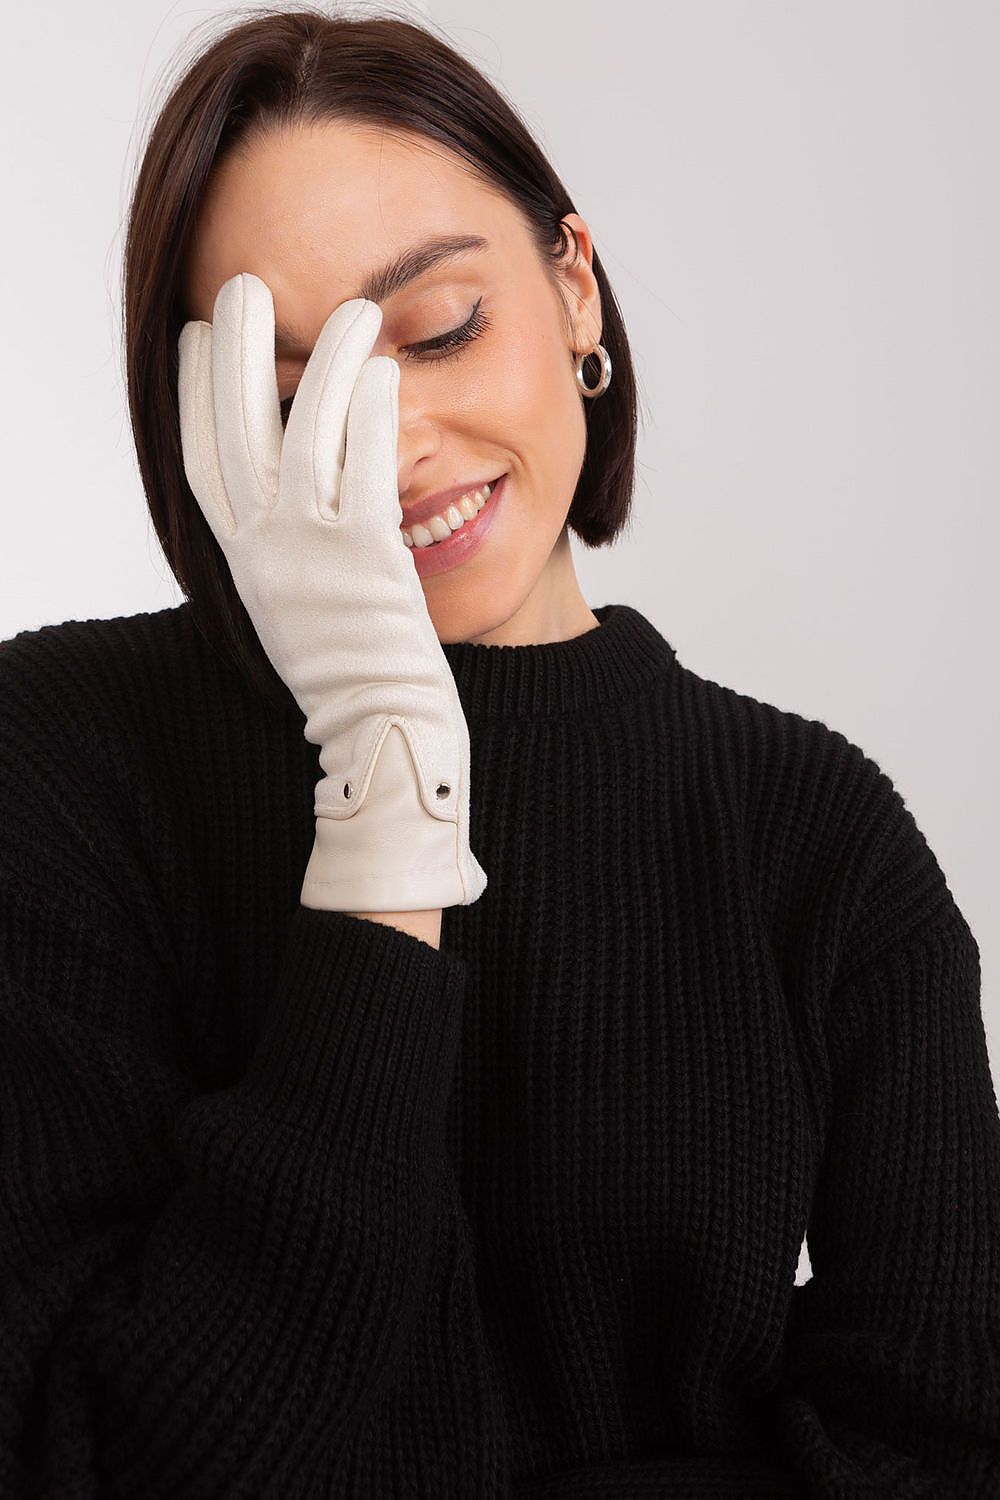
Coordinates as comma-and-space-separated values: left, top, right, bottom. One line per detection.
401, 475, 505, 549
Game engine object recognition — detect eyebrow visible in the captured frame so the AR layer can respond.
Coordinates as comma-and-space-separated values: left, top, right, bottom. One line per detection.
273, 232, 490, 355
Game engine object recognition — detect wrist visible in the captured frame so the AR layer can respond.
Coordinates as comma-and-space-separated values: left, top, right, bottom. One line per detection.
345, 909, 442, 948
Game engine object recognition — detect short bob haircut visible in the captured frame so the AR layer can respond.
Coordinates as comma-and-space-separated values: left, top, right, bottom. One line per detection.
123, 5, 641, 709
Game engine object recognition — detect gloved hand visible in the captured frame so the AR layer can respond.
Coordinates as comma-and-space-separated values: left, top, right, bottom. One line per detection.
177, 272, 487, 912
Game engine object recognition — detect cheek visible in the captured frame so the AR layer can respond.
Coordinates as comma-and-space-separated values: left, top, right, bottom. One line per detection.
480, 335, 587, 545
461, 322, 573, 429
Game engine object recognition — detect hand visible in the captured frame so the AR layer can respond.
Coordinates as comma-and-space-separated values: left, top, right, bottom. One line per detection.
177, 273, 487, 913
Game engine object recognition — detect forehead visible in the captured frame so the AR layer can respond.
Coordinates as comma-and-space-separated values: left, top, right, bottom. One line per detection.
183, 121, 514, 318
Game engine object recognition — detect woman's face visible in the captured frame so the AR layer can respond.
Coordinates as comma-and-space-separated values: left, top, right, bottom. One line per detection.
182, 120, 604, 644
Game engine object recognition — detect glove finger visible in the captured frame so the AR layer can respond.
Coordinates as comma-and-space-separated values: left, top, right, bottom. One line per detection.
280, 296, 382, 524
210, 273, 284, 527
339, 355, 402, 535
177, 319, 237, 545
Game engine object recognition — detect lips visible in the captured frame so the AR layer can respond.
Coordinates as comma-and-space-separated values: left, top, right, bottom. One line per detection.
399, 474, 504, 531
406, 471, 507, 579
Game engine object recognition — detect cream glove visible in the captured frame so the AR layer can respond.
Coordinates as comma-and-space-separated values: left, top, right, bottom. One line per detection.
177, 273, 487, 912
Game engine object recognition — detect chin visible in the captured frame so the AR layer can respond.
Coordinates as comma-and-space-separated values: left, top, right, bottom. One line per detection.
424, 588, 514, 647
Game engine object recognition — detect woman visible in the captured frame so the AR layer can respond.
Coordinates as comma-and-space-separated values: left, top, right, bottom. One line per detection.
1, 9, 997, 1497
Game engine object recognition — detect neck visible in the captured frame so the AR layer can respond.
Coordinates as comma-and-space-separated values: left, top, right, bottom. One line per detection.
465, 526, 601, 647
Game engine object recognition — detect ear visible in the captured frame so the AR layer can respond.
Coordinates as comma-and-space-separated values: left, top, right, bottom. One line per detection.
555, 214, 604, 355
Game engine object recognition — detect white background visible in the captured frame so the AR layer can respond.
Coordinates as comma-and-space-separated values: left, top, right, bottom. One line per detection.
2, 0, 997, 1137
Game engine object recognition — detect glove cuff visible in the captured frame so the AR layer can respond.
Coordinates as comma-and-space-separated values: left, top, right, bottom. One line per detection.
300, 723, 487, 912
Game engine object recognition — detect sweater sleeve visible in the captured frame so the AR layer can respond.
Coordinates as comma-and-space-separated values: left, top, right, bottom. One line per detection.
0, 661, 510, 1495
514, 794, 1000, 1499
765, 900, 1000, 1498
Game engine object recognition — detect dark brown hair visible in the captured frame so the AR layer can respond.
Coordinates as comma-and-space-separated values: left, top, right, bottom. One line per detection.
123, 4, 641, 707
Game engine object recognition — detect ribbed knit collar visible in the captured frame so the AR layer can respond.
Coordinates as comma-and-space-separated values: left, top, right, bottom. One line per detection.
439, 603, 677, 719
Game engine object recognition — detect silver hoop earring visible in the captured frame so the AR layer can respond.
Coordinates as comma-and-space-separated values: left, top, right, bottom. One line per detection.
575, 343, 612, 398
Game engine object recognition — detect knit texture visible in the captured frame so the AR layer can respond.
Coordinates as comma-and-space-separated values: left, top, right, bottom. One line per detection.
1, 600, 997, 1498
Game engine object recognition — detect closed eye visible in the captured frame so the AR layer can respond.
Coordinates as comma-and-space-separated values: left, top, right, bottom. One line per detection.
403, 297, 489, 362
278, 298, 491, 425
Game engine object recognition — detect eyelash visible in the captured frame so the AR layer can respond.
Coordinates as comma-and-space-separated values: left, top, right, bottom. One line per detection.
404, 297, 490, 362
278, 298, 490, 422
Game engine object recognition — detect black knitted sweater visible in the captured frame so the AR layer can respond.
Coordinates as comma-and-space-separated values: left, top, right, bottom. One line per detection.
1, 600, 997, 1498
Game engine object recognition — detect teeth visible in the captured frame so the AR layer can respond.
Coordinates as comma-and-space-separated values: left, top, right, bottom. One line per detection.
402, 481, 494, 549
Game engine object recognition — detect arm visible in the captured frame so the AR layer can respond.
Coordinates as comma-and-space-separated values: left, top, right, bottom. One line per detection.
0, 883, 500, 1496
347, 908, 443, 947
0, 662, 507, 1497
517, 795, 1000, 1499
766, 902, 1000, 1498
